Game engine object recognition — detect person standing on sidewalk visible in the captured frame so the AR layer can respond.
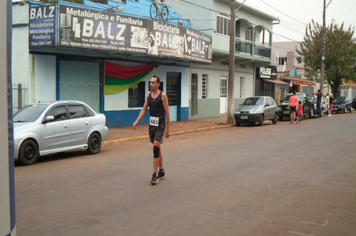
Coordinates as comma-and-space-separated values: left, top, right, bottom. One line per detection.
133, 75, 170, 184
329, 93, 334, 116
326, 93, 330, 116
289, 91, 298, 123
315, 89, 323, 118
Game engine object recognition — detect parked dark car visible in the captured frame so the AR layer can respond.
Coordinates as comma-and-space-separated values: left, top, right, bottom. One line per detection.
332, 97, 353, 113
352, 98, 356, 110
278, 92, 315, 121
234, 96, 278, 126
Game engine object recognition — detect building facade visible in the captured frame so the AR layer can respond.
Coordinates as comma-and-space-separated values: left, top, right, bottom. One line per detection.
12, 0, 279, 127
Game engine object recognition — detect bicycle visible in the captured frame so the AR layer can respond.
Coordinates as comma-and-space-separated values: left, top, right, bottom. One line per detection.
150, 0, 169, 22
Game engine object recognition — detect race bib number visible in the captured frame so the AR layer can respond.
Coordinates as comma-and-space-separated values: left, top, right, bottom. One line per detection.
149, 116, 159, 126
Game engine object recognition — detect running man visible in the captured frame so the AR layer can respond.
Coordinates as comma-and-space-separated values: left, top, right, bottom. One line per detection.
133, 75, 170, 184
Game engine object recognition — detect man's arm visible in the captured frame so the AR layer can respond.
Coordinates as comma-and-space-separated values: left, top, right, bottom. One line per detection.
162, 92, 170, 138
133, 92, 149, 129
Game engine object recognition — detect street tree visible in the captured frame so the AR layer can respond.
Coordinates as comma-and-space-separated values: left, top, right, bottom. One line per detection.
297, 20, 356, 95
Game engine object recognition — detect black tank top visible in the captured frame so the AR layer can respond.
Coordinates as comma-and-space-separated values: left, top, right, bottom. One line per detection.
148, 91, 165, 125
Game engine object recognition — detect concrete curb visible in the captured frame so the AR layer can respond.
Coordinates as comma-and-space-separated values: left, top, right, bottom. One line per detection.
104, 124, 233, 144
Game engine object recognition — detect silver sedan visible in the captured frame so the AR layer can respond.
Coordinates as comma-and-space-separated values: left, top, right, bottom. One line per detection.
13, 101, 109, 165
234, 96, 278, 126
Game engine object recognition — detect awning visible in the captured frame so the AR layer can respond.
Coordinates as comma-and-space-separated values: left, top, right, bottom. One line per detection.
282, 76, 317, 86
264, 79, 289, 85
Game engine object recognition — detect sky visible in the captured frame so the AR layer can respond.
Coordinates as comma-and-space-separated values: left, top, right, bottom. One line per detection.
244, 0, 356, 42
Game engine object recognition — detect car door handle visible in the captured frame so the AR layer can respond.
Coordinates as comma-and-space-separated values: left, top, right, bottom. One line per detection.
64, 125, 68, 128
85, 122, 89, 125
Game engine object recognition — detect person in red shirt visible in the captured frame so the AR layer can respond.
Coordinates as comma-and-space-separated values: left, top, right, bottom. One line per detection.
289, 91, 299, 123
297, 101, 303, 124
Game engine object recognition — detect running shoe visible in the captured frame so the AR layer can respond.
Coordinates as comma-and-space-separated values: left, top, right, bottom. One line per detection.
151, 173, 158, 184
157, 169, 165, 180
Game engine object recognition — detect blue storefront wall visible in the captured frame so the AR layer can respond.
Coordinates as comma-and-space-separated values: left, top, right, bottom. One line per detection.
105, 107, 189, 128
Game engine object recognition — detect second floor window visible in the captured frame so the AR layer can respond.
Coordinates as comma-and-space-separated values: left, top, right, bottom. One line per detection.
279, 57, 287, 65
245, 28, 251, 41
216, 15, 230, 36
297, 57, 302, 64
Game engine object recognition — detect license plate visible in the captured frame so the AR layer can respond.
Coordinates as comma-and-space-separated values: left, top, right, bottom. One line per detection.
240, 116, 248, 119
283, 111, 290, 114
333, 108, 337, 110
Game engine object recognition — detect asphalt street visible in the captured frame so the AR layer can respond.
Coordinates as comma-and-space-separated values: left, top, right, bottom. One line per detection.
14, 112, 356, 236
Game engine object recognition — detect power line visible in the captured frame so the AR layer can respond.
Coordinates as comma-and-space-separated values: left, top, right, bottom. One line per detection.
260, 0, 307, 25
278, 24, 305, 35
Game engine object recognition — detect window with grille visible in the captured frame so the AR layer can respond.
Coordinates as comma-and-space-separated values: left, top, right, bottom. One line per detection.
216, 14, 230, 36
128, 81, 145, 107
202, 74, 208, 99
220, 78, 227, 98
239, 77, 244, 98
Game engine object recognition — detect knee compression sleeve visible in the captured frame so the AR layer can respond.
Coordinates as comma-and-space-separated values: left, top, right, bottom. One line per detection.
153, 146, 160, 158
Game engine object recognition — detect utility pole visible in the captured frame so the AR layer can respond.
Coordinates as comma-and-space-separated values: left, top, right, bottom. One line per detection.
320, 0, 326, 91
227, 0, 236, 124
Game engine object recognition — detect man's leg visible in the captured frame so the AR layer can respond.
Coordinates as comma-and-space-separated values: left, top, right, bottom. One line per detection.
153, 141, 161, 174
158, 145, 163, 170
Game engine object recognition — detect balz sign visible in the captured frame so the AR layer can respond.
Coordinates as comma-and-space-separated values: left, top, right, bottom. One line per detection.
29, 5, 56, 47
56, 5, 211, 63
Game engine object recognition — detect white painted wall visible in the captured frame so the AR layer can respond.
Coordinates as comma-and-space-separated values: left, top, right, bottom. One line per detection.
104, 63, 189, 111
273, 42, 304, 72
190, 62, 254, 100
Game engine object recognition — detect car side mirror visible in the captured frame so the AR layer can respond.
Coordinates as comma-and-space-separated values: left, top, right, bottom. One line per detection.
44, 115, 54, 123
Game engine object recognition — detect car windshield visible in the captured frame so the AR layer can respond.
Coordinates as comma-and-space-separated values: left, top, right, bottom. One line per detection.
13, 104, 49, 122
282, 94, 303, 102
333, 97, 345, 103
242, 97, 264, 106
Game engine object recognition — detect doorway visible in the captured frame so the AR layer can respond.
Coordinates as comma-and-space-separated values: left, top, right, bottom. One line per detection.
191, 73, 198, 116
220, 76, 228, 114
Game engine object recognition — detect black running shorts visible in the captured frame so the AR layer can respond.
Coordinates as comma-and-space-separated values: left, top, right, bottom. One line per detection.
290, 106, 297, 112
149, 124, 165, 143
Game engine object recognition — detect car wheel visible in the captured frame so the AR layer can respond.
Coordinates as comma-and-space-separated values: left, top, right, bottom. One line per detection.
259, 115, 264, 126
235, 121, 241, 126
18, 140, 38, 165
272, 113, 277, 124
87, 132, 101, 154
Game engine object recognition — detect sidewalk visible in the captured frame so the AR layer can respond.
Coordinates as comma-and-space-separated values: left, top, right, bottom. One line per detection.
105, 115, 233, 143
